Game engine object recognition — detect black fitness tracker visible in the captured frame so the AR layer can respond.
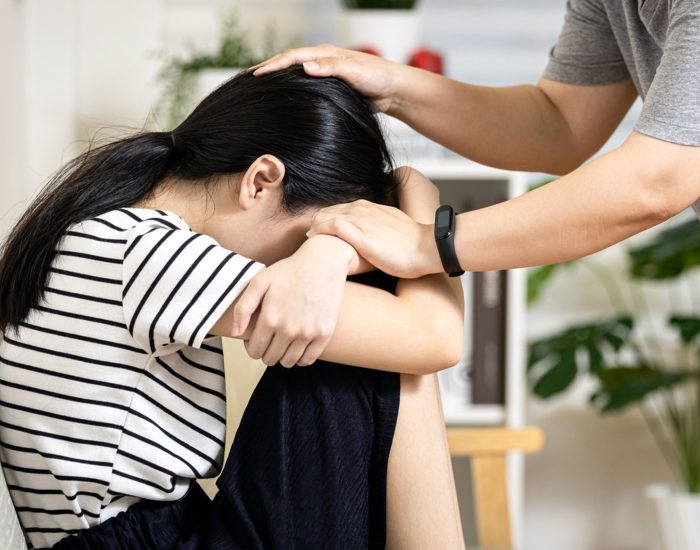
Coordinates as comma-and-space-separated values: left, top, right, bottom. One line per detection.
434, 205, 464, 277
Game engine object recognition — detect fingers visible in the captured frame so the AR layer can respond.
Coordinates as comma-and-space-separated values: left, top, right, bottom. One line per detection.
307, 216, 365, 250
307, 201, 382, 251
252, 335, 323, 369
232, 273, 269, 337
244, 318, 275, 364
253, 44, 339, 75
300, 56, 352, 78
279, 339, 309, 368
297, 338, 327, 366
249, 324, 316, 368
261, 333, 291, 367
308, 199, 374, 227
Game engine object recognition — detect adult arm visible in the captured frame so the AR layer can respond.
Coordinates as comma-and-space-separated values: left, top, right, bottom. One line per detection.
303, 0, 700, 274
309, 131, 700, 274
254, 46, 637, 175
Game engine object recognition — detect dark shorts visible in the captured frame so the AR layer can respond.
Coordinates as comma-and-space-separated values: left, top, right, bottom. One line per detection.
51, 361, 400, 550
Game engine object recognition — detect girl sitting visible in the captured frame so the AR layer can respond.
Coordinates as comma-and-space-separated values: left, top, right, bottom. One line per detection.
0, 66, 464, 549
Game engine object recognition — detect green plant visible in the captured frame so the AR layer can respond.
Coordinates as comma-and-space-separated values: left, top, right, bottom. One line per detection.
157, 12, 292, 129
528, 216, 700, 493
342, 0, 418, 9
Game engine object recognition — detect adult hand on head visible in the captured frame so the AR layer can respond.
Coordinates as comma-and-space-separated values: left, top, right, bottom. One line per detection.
252, 44, 406, 114
232, 235, 361, 368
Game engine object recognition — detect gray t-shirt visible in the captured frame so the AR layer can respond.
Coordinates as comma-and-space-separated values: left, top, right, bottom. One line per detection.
542, 0, 700, 215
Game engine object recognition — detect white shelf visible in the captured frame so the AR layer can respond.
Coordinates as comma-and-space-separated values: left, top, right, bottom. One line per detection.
443, 404, 506, 426
380, 114, 519, 180
411, 158, 518, 180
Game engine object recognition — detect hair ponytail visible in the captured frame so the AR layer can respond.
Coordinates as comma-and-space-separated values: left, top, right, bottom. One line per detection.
0, 132, 175, 333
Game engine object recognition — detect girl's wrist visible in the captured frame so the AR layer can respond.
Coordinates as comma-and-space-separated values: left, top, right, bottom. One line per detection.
302, 234, 358, 275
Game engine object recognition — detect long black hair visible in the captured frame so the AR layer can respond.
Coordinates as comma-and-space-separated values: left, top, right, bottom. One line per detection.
0, 66, 397, 333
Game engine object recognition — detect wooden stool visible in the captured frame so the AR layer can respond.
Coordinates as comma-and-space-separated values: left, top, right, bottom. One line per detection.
447, 427, 544, 549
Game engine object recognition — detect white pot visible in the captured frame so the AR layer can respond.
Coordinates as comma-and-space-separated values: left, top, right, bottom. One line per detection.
339, 9, 420, 64
646, 483, 700, 550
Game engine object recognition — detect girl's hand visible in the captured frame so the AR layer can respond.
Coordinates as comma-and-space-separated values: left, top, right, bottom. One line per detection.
307, 168, 443, 279
231, 235, 358, 368
252, 44, 408, 114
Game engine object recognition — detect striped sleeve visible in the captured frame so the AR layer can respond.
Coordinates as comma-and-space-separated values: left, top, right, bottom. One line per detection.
121, 221, 264, 353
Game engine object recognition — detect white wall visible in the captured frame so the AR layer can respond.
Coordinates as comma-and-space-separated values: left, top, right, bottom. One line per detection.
4, 0, 313, 196
310, 0, 566, 85
0, 0, 28, 238
0, 1, 687, 549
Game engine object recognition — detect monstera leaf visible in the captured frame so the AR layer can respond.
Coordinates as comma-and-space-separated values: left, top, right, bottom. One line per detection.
528, 316, 634, 398
669, 315, 700, 346
591, 365, 696, 412
629, 219, 700, 280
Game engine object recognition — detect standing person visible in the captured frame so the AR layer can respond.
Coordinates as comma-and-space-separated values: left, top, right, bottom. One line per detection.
244, 0, 700, 292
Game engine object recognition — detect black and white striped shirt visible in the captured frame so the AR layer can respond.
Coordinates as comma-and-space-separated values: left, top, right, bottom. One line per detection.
0, 208, 263, 548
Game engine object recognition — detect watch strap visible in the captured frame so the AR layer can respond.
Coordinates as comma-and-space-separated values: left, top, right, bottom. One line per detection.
436, 240, 464, 277
434, 205, 464, 277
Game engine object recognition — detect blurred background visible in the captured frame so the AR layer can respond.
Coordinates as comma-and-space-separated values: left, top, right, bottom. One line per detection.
2, 1, 699, 549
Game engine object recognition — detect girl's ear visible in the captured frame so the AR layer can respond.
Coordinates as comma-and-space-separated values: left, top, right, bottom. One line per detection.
238, 154, 286, 211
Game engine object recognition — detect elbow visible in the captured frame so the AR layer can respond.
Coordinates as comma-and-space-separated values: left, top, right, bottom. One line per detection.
418, 313, 464, 374
622, 133, 700, 224
439, 328, 464, 372
421, 346, 462, 375
431, 347, 463, 374
544, 156, 585, 177
634, 166, 691, 226
545, 144, 602, 176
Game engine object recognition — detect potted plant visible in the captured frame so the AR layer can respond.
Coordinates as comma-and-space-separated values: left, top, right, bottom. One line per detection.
527, 215, 700, 550
158, 12, 292, 129
339, 0, 421, 64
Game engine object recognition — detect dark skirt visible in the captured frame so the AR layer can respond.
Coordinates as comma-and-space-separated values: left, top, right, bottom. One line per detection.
51, 360, 400, 550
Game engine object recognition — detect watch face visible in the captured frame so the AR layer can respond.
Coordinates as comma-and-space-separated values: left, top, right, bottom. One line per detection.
435, 205, 453, 239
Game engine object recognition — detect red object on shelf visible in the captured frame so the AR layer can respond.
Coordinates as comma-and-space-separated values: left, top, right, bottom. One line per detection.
353, 45, 381, 57
408, 48, 443, 74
